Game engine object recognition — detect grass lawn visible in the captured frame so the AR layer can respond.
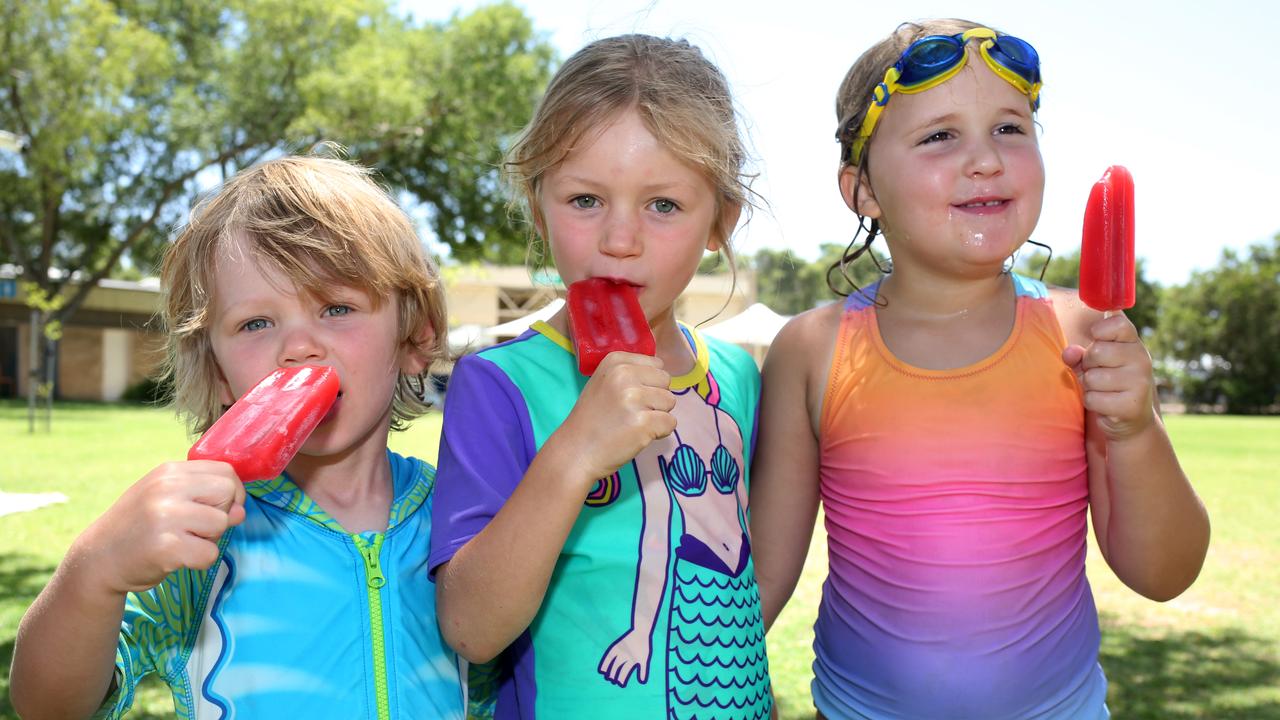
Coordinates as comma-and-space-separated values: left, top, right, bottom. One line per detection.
2, 401, 1277, 718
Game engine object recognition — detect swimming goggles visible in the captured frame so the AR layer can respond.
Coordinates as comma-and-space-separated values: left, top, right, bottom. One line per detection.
849, 27, 1042, 165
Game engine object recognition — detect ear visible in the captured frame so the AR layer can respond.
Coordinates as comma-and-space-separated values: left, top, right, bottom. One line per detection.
707, 201, 743, 252
399, 322, 438, 376
838, 164, 881, 219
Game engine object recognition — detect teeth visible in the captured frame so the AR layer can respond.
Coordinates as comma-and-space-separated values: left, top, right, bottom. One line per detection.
963, 200, 1003, 208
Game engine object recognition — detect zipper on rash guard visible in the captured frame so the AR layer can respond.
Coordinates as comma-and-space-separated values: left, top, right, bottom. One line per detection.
356, 533, 389, 720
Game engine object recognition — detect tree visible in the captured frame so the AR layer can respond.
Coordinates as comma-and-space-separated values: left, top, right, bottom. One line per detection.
298, 3, 556, 264
0, 0, 554, 416
753, 241, 887, 316
1154, 236, 1280, 414
751, 248, 816, 315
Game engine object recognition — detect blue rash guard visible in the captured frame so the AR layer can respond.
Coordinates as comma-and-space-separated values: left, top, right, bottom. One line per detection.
96, 450, 464, 720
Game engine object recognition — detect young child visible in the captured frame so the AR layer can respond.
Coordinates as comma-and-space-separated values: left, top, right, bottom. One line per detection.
749, 19, 1210, 720
429, 34, 772, 720
10, 156, 464, 719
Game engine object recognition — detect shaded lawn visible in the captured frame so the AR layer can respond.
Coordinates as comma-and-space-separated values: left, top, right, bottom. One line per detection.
2, 402, 1277, 718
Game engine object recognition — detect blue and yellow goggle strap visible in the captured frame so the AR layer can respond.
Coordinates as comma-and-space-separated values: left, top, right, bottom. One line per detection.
849, 27, 1042, 165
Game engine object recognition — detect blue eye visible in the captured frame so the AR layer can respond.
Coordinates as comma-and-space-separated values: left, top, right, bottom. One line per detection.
241, 318, 269, 332
652, 199, 677, 214
573, 196, 599, 209
325, 305, 352, 317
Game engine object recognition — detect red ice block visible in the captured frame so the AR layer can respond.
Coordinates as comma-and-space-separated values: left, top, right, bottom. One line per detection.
1079, 165, 1136, 312
188, 365, 340, 482
566, 278, 656, 375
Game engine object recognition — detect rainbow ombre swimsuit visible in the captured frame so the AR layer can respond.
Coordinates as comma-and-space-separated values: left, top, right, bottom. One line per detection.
813, 274, 1108, 719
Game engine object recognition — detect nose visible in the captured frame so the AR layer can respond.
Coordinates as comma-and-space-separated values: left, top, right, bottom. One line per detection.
278, 322, 326, 366
964, 135, 1005, 178
599, 208, 642, 259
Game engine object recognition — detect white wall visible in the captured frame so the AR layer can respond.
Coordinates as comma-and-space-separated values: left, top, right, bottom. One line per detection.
102, 328, 130, 401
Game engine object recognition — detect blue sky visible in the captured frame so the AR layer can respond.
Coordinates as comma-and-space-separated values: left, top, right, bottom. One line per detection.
405, 0, 1279, 286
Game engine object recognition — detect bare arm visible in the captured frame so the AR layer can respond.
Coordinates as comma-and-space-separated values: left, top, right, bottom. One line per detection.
435, 353, 676, 663
12, 556, 128, 719
11, 461, 243, 719
750, 307, 837, 630
1054, 290, 1210, 601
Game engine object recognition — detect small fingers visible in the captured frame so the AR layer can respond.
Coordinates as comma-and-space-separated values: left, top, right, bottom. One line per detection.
151, 531, 221, 575
594, 351, 664, 373
1061, 344, 1086, 372
1082, 389, 1149, 423
621, 385, 676, 413
175, 534, 223, 571
1089, 313, 1139, 343
594, 354, 670, 388
639, 408, 678, 443
183, 503, 239, 541
1083, 340, 1150, 371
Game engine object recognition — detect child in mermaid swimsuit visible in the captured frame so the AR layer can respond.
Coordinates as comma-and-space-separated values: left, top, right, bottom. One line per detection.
749, 19, 1210, 720
429, 34, 772, 720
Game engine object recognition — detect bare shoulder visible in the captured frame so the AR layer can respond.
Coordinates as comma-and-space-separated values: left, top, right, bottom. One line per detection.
1047, 284, 1105, 348
759, 300, 845, 440
762, 301, 844, 403
767, 302, 843, 371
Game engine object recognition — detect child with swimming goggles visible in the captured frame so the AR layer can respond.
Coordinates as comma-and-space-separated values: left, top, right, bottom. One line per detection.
429, 34, 773, 720
750, 19, 1209, 720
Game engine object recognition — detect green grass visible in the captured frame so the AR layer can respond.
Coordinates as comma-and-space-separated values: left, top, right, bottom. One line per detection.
2, 403, 1277, 718
767, 414, 1280, 719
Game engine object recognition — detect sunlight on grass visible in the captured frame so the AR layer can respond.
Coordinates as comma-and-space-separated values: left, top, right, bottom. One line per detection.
3, 405, 1276, 719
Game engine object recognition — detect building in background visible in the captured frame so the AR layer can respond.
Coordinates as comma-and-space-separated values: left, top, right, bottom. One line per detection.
0, 265, 755, 402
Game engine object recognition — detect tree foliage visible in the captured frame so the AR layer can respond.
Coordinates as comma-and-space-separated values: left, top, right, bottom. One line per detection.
753, 242, 886, 315
299, 3, 555, 264
1154, 236, 1280, 414
0, 0, 554, 404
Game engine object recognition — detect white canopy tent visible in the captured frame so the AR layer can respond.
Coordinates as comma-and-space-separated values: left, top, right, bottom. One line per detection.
483, 298, 565, 339
701, 302, 791, 363
702, 302, 790, 346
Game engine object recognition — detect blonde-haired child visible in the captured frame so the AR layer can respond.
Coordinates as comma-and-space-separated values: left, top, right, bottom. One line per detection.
430, 34, 772, 720
11, 156, 464, 719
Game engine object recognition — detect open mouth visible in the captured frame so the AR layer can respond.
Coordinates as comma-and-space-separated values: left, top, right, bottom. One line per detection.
954, 198, 1010, 214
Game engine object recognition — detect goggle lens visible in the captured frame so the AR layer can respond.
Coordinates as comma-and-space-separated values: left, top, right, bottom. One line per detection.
987, 36, 1040, 84
897, 37, 966, 86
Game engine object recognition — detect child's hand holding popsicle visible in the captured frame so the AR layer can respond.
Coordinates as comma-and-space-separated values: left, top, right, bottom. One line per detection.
73, 460, 246, 595
550, 278, 675, 483
1064, 166, 1158, 439
72, 365, 338, 595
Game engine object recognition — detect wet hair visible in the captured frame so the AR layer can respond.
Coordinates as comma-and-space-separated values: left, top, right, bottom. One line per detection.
160, 155, 448, 434
828, 18, 992, 296
504, 33, 754, 276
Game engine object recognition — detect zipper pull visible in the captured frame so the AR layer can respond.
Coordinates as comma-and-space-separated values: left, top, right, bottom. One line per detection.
361, 541, 386, 589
